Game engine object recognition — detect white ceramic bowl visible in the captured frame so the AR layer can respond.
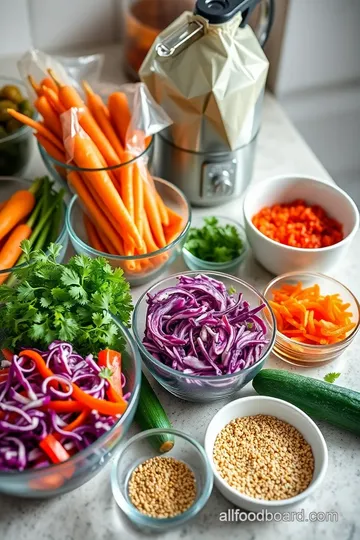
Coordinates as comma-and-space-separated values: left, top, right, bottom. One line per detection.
243, 175, 359, 275
204, 395, 328, 512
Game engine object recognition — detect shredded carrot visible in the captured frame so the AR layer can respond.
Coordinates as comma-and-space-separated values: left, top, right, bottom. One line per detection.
252, 199, 344, 248
271, 281, 356, 345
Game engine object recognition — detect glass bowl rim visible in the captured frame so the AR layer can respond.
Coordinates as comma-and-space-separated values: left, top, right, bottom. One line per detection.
0, 175, 67, 276
38, 136, 154, 173
66, 177, 191, 261
0, 320, 142, 480
243, 175, 360, 254
0, 76, 36, 143
183, 215, 248, 268
111, 427, 214, 526
133, 270, 277, 381
263, 270, 360, 351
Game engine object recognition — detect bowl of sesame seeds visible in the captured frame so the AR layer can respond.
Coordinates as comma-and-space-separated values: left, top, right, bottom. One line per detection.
204, 395, 328, 512
111, 428, 213, 532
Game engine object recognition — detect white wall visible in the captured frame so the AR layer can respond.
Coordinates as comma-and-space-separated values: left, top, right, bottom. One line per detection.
275, 0, 360, 204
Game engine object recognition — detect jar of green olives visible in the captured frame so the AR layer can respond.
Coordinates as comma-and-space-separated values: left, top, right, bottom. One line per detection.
0, 77, 35, 176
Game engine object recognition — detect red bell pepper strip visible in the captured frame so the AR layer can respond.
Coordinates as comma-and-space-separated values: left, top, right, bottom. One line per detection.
45, 400, 86, 413
98, 349, 123, 403
20, 350, 128, 415
39, 434, 70, 464
1, 348, 13, 362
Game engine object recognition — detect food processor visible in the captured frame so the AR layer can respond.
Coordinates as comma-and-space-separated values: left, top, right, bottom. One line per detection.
140, 0, 274, 206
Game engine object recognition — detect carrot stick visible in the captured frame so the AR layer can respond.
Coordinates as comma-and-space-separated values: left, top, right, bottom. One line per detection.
67, 171, 124, 255
27, 75, 41, 96
120, 155, 134, 219
156, 193, 169, 226
83, 214, 107, 253
35, 133, 67, 179
143, 212, 160, 253
83, 81, 124, 158
41, 86, 66, 114
0, 200, 8, 211
108, 92, 131, 147
0, 224, 32, 283
133, 164, 144, 238
166, 205, 183, 228
34, 96, 62, 138
7, 109, 63, 152
72, 135, 144, 251
144, 187, 166, 248
0, 190, 35, 242
40, 77, 59, 94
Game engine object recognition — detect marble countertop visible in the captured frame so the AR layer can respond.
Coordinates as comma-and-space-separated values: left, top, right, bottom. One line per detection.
0, 46, 359, 540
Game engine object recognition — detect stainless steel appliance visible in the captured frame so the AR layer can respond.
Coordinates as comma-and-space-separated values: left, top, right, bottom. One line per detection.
140, 0, 274, 206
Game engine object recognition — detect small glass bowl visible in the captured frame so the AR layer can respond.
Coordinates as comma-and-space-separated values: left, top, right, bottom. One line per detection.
133, 271, 276, 402
263, 271, 360, 366
0, 176, 68, 283
111, 428, 213, 532
182, 216, 248, 274
66, 177, 191, 287
0, 77, 35, 177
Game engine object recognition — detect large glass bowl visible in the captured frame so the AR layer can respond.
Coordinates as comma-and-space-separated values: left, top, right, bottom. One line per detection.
0, 318, 141, 498
263, 271, 360, 366
0, 77, 34, 177
133, 271, 276, 402
0, 176, 68, 283
66, 177, 191, 287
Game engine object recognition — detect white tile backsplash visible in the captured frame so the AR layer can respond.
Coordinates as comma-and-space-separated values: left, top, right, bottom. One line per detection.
0, 0, 124, 56
0, 0, 32, 56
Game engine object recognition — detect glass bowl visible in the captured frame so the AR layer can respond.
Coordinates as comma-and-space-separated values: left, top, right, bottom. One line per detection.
263, 271, 360, 366
133, 271, 276, 402
0, 176, 68, 283
66, 177, 191, 287
182, 216, 248, 274
0, 77, 35, 177
38, 131, 154, 190
0, 319, 141, 498
111, 428, 213, 532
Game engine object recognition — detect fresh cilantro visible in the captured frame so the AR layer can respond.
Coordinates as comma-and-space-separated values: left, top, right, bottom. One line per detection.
323, 372, 341, 384
246, 322, 254, 330
184, 217, 244, 263
99, 367, 113, 381
228, 286, 236, 294
0, 243, 133, 356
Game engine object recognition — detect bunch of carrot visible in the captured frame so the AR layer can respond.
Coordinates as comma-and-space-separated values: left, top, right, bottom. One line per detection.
8, 72, 184, 274
0, 176, 65, 285
270, 282, 356, 345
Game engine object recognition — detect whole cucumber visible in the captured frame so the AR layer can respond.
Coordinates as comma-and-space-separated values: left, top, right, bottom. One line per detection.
252, 369, 360, 436
135, 373, 174, 452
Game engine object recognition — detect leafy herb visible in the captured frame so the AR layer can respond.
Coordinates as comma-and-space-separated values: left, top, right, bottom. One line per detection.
246, 322, 254, 330
228, 286, 236, 294
323, 372, 341, 384
0, 243, 133, 356
99, 367, 114, 381
184, 217, 244, 263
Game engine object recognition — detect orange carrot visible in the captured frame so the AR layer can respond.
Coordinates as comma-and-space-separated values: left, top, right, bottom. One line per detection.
72, 135, 144, 251
108, 92, 131, 147
0, 190, 35, 242
83, 214, 107, 253
133, 164, 144, 238
41, 86, 66, 114
0, 200, 8, 211
120, 155, 134, 219
27, 75, 41, 96
67, 171, 124, 255
34, 96, 62, 138
270, 282, 356, 345
0, 224, 32, 283
156, 193, 169, 226
143, 212, 160, 253
144, 187, 166, 248
83, 81, 124, 159
34, 133, 67, 179
166, 205, 183, 228
7, 109, 63, 152
40, 77, 59, 94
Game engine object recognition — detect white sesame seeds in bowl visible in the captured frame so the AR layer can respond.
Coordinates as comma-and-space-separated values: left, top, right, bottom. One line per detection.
204, 396, 328, 512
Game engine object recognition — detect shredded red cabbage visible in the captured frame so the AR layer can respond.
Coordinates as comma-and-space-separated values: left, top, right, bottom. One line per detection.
0, 341, 129, 472
143, 275, 269, 376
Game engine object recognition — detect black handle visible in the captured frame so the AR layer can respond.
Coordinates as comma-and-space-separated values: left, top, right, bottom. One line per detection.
194, 0, 274, 47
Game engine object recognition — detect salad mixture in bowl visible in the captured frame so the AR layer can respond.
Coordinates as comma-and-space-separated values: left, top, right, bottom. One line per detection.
133, 272, 276, 402
0, 244, 141, 497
